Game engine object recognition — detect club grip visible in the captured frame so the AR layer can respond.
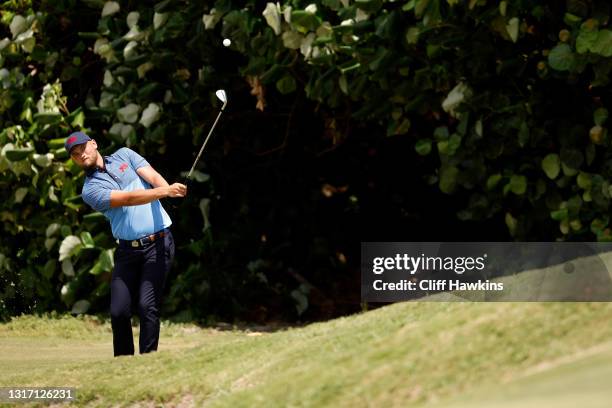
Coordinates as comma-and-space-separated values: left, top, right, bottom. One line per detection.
169, 176, 190, 209
182, 176, 191, 192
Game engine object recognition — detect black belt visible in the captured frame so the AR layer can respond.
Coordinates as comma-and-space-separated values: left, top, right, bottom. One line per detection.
118, 228, 169, 248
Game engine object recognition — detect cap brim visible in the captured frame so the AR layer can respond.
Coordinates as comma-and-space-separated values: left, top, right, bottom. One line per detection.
67, 141, 88, 154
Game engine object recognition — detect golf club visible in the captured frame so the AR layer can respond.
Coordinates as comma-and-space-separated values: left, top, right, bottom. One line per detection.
186, 89, 228, 181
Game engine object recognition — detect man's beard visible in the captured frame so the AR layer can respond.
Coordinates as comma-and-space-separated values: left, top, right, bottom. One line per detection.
82, 157, 98, 172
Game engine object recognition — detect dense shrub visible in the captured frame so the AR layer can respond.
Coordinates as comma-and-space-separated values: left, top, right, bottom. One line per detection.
2, 0, 612, 322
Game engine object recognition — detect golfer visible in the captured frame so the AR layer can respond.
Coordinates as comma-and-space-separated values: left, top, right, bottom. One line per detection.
65, 131, 187, 357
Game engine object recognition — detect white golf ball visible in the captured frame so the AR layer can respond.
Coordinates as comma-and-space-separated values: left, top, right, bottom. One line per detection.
223, 38, 231, 47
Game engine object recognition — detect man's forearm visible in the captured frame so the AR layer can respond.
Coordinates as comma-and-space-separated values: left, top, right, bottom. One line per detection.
110, 187, 168, 207
150, 173, 170, 188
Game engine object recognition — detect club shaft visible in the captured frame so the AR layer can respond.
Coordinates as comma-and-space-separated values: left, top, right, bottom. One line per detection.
187, 108, 224, 180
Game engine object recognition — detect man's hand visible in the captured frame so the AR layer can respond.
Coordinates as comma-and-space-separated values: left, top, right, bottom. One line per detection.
164, 183, 187, 198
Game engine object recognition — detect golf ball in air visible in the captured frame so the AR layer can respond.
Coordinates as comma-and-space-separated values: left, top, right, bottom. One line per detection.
223, 38, 231, 47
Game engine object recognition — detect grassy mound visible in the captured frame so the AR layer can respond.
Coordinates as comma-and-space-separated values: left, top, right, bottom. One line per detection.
2, 302, 612, 407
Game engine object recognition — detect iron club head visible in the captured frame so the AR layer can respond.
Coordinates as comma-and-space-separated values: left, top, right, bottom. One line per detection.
215, 89, 227, 109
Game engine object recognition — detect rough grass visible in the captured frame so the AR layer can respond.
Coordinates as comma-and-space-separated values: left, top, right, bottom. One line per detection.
2, 302, 612, 407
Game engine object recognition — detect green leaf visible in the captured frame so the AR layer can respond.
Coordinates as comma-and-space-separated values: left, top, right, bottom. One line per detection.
58, 235, 83, 261
291, 10, 321, 33
290, 285, 309, 316
405, 27, 419, 44
260, 64, 283, 84
506, 17, 519, 43
563, 13, 582, 26
20, 106, 32, 123
403, 0, 416, 11
457, 112, 470, 136
499, 1, 507, 16
394, 118, 411, 135
591, 217, 609, 234
548, 43, 576, 71
586, 144, 596, 166
594, 107, 608, 125
90, 249, 114, 275
154, 0, 178, 13
33, 153, 53, 168
5, 146, 34, 162
70, 109, 85, 128
83, 212, 105, 222
60, 225, 72, 238
439, 165, 459, 194
276, 75, 296, 94
486, 174, 502, 190
80, 231, 95, 248
541, 153, 560, 179
415, 139, 432, 155
199, 198, 211, 232
61, 259, 75, 277
518, 121, 529, 147
415, 0, 431, 18
71, 299, 90, 314
550, 208, 568, 221
437, 140, 448, 155
338, 75, 348, 94
561, 162, 578, 176
368, 48, 391, 71
505, 212, 517, 236
48, 186, 59, 203
375, 10, 399, 39
591, 29, 612, 57
42, 259, 56, 279
475, 119, 483, 138
447, 133, 461, 155
137, 82, 161, 99
33, 112, 62, 124
577, 172, 592, 189
355, 0, 383, 14
14, 187, 28, 203
433, 126, 449, 140
46, 223, 61, 238
598, 229, 612, 242
560, 219, 570, 234
509, 175, 527, 195
576, 28, 598, 53
47, 138, 67, 149
567, 194, 582, 214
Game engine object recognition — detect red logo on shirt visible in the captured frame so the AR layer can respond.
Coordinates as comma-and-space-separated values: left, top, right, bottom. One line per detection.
67, 136, 77, 144
119, 163, 128, 172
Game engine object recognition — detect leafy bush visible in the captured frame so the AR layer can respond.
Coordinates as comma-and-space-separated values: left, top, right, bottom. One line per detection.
3, 0, 612, 322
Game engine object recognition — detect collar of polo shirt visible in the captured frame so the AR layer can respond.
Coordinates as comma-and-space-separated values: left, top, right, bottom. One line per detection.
85, 156, 111, 177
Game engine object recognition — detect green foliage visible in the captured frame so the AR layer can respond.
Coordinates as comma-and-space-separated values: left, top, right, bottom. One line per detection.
0, 1, 118, 320
4, 0, 612, 321
226, 0, 612, 242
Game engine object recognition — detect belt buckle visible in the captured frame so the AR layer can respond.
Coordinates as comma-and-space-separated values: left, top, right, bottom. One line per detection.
131, 240, 139, 248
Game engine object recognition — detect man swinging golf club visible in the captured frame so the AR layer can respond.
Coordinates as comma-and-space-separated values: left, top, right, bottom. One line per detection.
65, 131, 186, 357
66, 89, 227, 357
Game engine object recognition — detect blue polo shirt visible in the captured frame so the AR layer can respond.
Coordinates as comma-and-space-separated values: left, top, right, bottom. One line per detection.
81, 147, 172, 240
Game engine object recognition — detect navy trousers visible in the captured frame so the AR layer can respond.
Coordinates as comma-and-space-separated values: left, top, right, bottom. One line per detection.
110, 229, 175, 356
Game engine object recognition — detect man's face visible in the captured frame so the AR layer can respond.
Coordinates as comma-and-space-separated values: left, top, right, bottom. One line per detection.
69, 140, 97, 170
